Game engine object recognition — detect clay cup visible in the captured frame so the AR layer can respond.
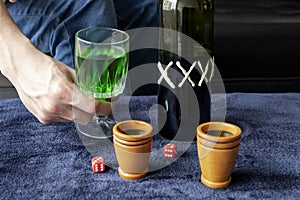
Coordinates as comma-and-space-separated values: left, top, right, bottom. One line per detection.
197, 122, 242, 188
113, 120, 153, 180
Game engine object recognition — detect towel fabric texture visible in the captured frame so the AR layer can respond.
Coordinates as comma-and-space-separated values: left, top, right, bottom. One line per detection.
0, 93, 299, 199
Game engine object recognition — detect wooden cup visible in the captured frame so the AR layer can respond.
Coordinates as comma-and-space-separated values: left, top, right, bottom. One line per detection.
113, 120, 153, 180
197, 122, 242, 188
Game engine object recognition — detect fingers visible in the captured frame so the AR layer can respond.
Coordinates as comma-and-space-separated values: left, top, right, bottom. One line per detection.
29, 102, 94, 125
72, 86, 112, 116
2, 0, 17, 3
66, 64, 112, 116
18, 80, 110, 125
42, 107, 93, 125
105, 94, 120, 102
38, 86, 112, 124
14, 57, 112, 125
37, 90, 110, 124
41, 103, 94, 125
70, 107, 94, 124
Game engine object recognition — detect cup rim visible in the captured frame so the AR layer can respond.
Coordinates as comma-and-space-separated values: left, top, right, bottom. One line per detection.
75, 27, 129, 45
113, 120, 153, 141
197, 122, 242, 143
113, 136, 152, 146
197, 135, 241, 149
198, 143, 240, 155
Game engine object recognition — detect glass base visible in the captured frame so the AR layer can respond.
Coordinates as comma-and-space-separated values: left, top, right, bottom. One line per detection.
76, 115, 116, 139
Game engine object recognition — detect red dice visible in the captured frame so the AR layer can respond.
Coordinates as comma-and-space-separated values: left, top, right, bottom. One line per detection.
163, 144, 177, 158
91, 157, 106, 173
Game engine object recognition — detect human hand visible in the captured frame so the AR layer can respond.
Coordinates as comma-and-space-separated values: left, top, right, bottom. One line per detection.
0, 1, 111, 125
2, 45, 112, 125
2, 0, 17, 3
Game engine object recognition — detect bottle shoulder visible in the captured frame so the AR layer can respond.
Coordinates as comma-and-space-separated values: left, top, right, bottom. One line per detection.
161, 0, 214, 11
178, 0, 200, 9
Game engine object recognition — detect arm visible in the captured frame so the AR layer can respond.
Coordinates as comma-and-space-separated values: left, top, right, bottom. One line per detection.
0, 1, 111, 124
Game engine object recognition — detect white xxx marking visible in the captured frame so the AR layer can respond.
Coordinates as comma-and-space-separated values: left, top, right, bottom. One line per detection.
178, 61, 196, 88
198, 60, 209, 87
157, 58, 215, 88
157, 61, 176, 89
209, 57, 215, 81
176, 61, 195, 87
197, 60, 208, 85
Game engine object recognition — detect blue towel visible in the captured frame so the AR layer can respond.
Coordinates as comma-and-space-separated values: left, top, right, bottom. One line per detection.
0, 93, 299, 199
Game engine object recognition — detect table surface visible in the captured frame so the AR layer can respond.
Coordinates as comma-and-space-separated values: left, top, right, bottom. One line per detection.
0, 93, 299, 199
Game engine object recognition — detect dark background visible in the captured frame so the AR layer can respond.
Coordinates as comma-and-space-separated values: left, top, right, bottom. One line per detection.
214, 0, 300, 92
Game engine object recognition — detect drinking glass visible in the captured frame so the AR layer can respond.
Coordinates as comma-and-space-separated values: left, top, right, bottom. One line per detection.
75, 27, 129, 139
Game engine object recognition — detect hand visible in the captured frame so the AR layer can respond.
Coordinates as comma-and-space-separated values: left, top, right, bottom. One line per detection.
2, 0, 17, 2
0, 1, 111, 125
2, 45, 112, 125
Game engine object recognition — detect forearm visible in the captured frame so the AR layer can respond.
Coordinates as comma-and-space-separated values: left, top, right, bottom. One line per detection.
0, 1, 111, 124
0, 1, 36, 78
0, 1, 23, 39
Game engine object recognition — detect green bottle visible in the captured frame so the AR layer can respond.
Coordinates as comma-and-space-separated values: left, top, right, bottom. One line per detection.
158, 0, 214, 141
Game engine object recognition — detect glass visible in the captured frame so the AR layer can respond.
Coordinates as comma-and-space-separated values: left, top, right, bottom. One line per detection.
75, 27, 129, 139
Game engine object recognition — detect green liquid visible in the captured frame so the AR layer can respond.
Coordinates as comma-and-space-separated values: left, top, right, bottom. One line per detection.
205, 130, 233, 137
119, 128, 146, 135
76, 47, 128, 99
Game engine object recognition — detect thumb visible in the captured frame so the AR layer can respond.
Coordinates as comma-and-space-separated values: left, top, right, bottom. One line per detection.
66, 65, 76, 83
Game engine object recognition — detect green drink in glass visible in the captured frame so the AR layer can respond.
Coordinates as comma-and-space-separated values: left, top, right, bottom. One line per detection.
76, 47, 128, 99
75, 27, 129, 139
